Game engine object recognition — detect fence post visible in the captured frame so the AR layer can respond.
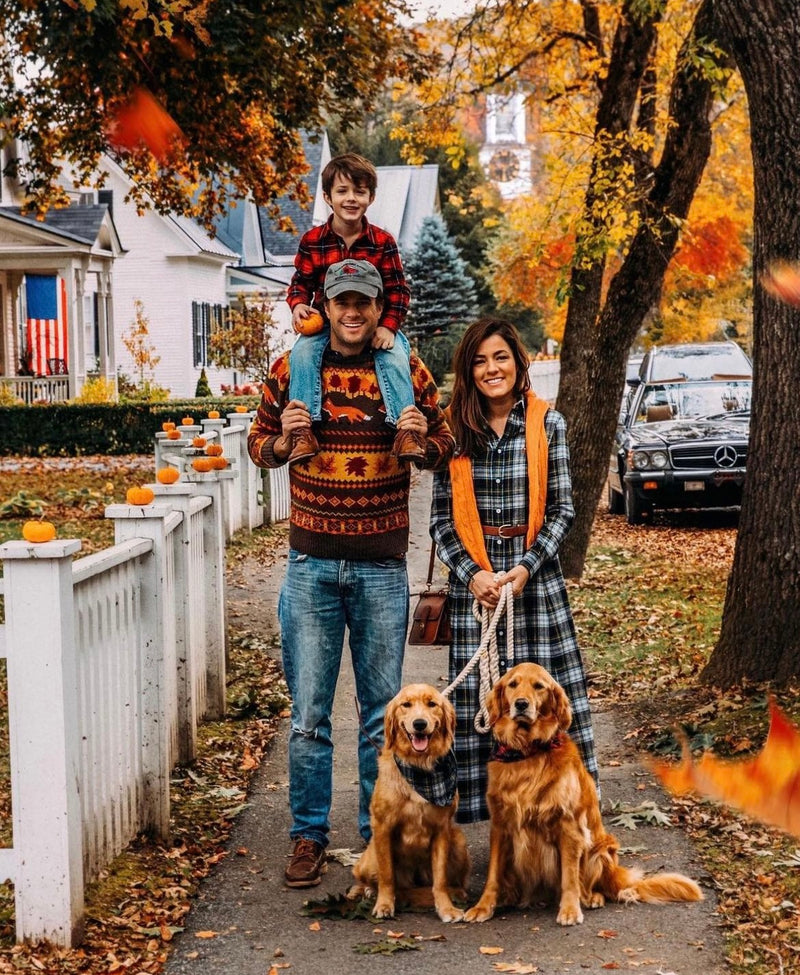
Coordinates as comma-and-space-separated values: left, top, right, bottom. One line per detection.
182, 475, 229, 718
0, 537, 85, 946
105, 502, 179, 841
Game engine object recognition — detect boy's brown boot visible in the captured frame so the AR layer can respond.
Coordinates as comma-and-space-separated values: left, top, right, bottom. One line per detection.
289, 429, 320, 465
392, 429, 426, 463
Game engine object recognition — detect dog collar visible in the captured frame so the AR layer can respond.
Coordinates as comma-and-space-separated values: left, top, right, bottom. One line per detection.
394, 749, 458, 806
490, 731, 565, 763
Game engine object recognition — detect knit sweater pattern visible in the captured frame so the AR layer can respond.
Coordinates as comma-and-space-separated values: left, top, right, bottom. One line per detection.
248, 346, 453, 560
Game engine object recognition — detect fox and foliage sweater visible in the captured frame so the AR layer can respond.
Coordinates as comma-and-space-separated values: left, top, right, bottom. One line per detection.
247, 345, 454, 561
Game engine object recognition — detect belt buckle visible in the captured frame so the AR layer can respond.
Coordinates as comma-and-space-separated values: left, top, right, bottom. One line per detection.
498, 524, 514, 538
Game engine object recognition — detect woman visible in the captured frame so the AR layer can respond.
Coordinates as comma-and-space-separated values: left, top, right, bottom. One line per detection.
431, 318, 598, 823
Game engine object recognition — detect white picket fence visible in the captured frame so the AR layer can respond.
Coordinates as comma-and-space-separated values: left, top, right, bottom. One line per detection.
0, 408, 290, 946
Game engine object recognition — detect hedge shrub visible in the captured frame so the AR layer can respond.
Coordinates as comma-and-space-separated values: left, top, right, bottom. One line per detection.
0, 399, 259, 456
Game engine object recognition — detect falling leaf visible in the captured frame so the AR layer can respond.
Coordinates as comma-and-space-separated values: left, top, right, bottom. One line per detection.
650, 698, 800, 837
480, 945, 505, 955
106, 87, 184, 162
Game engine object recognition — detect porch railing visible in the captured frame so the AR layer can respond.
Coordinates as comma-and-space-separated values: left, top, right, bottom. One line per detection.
1, 375, 70, 404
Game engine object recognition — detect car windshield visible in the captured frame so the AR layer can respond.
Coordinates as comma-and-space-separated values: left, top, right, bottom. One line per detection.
633, 380, 752, 424
647, 345, 751, 381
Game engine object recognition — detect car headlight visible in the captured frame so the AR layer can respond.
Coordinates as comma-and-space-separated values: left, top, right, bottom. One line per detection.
631, 450, 668, 470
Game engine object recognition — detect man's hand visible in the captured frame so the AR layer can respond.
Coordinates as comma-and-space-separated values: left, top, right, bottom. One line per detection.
372, 325, 396, 350
274, 399, 312, 459
396, 405, 428, 439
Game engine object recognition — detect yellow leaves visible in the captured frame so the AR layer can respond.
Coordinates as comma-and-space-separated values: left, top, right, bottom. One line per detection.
651, 699, 800, 838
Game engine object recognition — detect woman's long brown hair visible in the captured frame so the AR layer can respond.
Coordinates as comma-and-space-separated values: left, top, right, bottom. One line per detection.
447, 318, 531, 458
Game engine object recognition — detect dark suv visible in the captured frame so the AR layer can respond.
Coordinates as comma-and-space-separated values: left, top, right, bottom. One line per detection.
608, 342, 752, 524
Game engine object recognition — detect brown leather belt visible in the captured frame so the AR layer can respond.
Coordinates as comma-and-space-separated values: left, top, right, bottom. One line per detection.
481, 524, 528, 538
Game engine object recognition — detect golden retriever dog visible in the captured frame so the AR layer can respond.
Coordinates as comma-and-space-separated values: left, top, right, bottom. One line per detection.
464, 663, 703, 926
349, 684, 470, 922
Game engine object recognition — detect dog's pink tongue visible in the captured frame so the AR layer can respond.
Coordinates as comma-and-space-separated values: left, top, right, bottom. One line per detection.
411, 735, 430, 752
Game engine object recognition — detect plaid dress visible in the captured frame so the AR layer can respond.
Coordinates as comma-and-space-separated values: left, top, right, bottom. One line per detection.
430, 399, 598, 823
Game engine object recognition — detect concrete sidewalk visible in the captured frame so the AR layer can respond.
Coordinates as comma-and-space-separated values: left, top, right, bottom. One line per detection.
165, 471, 725, 975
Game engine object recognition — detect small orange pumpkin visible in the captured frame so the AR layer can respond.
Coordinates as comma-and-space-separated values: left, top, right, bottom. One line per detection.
192, 436, 207, 448
22, 520, 57, 543
167, 429, 182, 440
208, 410, 220, 419
162, 421, 176, 432
295, 310, 325, 335
157, 466, 180, 485
235, 405, 248, 413
205, 443, 224, 457
209, 456, 229, 470
126, 486, 155, 505
191, 457, 213, 473
181, 416, 194, 426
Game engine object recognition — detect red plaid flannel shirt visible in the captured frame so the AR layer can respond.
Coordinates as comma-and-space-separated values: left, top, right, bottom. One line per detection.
286, 216, 410, 333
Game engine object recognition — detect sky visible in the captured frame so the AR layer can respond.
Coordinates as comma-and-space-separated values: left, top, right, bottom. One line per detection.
406, 0, 477, 22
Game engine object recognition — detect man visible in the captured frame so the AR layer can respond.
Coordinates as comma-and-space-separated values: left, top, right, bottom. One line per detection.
248, 259, 454, 888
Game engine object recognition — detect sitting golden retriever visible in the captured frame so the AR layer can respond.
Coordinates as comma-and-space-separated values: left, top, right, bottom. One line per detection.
349, 684, 470, 922
465, 663, 703, 926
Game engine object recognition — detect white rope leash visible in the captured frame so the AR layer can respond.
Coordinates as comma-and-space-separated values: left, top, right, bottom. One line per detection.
442, 579, 514, 734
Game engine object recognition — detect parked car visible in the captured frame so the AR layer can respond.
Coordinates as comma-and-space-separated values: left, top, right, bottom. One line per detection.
633, 340, 751, 384
608, 347, 752, 523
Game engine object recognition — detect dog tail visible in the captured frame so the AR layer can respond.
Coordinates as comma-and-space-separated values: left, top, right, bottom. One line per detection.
615, 867, 704, 904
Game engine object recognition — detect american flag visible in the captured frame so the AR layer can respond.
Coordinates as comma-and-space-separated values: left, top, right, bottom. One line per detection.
25, 275, 68, 376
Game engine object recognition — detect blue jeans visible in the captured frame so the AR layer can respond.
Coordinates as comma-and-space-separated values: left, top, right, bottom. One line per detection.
288, 330, 414, 424
278, 552, 409, 846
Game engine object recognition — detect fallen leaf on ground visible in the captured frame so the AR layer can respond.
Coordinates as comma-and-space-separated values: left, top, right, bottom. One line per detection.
480, 945, 504, 955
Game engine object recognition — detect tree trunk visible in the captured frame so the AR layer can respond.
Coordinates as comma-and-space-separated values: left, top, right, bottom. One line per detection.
559, 0, 727, 577
702, 1, 800, 686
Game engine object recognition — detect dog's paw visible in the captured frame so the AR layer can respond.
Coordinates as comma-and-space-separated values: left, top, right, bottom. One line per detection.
437, 905, 464, 923
585, 891, 605, 909
617, 887, 641, 905
463, 903, 494, 923
372, 898, 395, 919
556, 899, 584, 926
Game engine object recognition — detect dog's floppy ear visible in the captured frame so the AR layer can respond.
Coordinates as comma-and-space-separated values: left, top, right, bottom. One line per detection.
384, 696, 400, 749
442, 693, 457, 742
485, 679, 507, 726
550, 681, 573, 731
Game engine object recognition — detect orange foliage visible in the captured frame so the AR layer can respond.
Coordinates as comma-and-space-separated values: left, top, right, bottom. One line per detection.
650, 699, 800, 838
672, 216, 748, 281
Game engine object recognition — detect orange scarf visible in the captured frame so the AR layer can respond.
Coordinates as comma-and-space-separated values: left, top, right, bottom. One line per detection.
449, 391, 549, 572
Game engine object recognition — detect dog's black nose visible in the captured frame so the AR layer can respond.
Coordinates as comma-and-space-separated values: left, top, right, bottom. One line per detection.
412, 718, 428, 733
514, 698, 529, 712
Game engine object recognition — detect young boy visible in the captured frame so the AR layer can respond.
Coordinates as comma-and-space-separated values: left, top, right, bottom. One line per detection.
286, 152, 422, 464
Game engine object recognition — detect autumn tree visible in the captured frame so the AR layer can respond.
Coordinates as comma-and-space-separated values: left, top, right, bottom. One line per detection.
207, 292, 282, 384
700, 0, 800, 687
0, 0, 433, 231
121, 299, 168, 400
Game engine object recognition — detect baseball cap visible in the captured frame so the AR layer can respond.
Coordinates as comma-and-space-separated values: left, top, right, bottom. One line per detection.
324, 259, 383, 299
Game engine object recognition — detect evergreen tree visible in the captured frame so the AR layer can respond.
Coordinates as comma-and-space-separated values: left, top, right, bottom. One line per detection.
405, 216, 478, 343
194, 368, 212, 397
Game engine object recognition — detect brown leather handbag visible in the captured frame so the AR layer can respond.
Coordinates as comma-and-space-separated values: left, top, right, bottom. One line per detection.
408, 543, 451, 646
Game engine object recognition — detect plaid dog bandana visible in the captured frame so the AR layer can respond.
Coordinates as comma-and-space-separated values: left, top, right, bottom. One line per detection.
394, 749, 458, 806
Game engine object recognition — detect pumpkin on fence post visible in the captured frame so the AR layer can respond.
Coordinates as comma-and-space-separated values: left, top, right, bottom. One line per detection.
156, 467, 181, 485
206, 444, 224, 457
126, 486, 155, 505
22, 520, 57, 543
191, 457, 214, 473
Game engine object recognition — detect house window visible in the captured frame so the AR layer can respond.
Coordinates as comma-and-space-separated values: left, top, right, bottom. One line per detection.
192, 301, 226, 367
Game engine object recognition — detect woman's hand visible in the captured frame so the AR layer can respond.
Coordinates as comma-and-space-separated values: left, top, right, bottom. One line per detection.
499, 565, 530, 597
468, 570, 502, 609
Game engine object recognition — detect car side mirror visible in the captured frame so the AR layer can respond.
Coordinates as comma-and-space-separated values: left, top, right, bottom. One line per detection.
626, 377, 641, 388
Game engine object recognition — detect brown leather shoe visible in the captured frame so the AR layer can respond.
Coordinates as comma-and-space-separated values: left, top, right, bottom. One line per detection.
285, 838, 327, 887
392, 428, 427, 463
289, 429, 320, 465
